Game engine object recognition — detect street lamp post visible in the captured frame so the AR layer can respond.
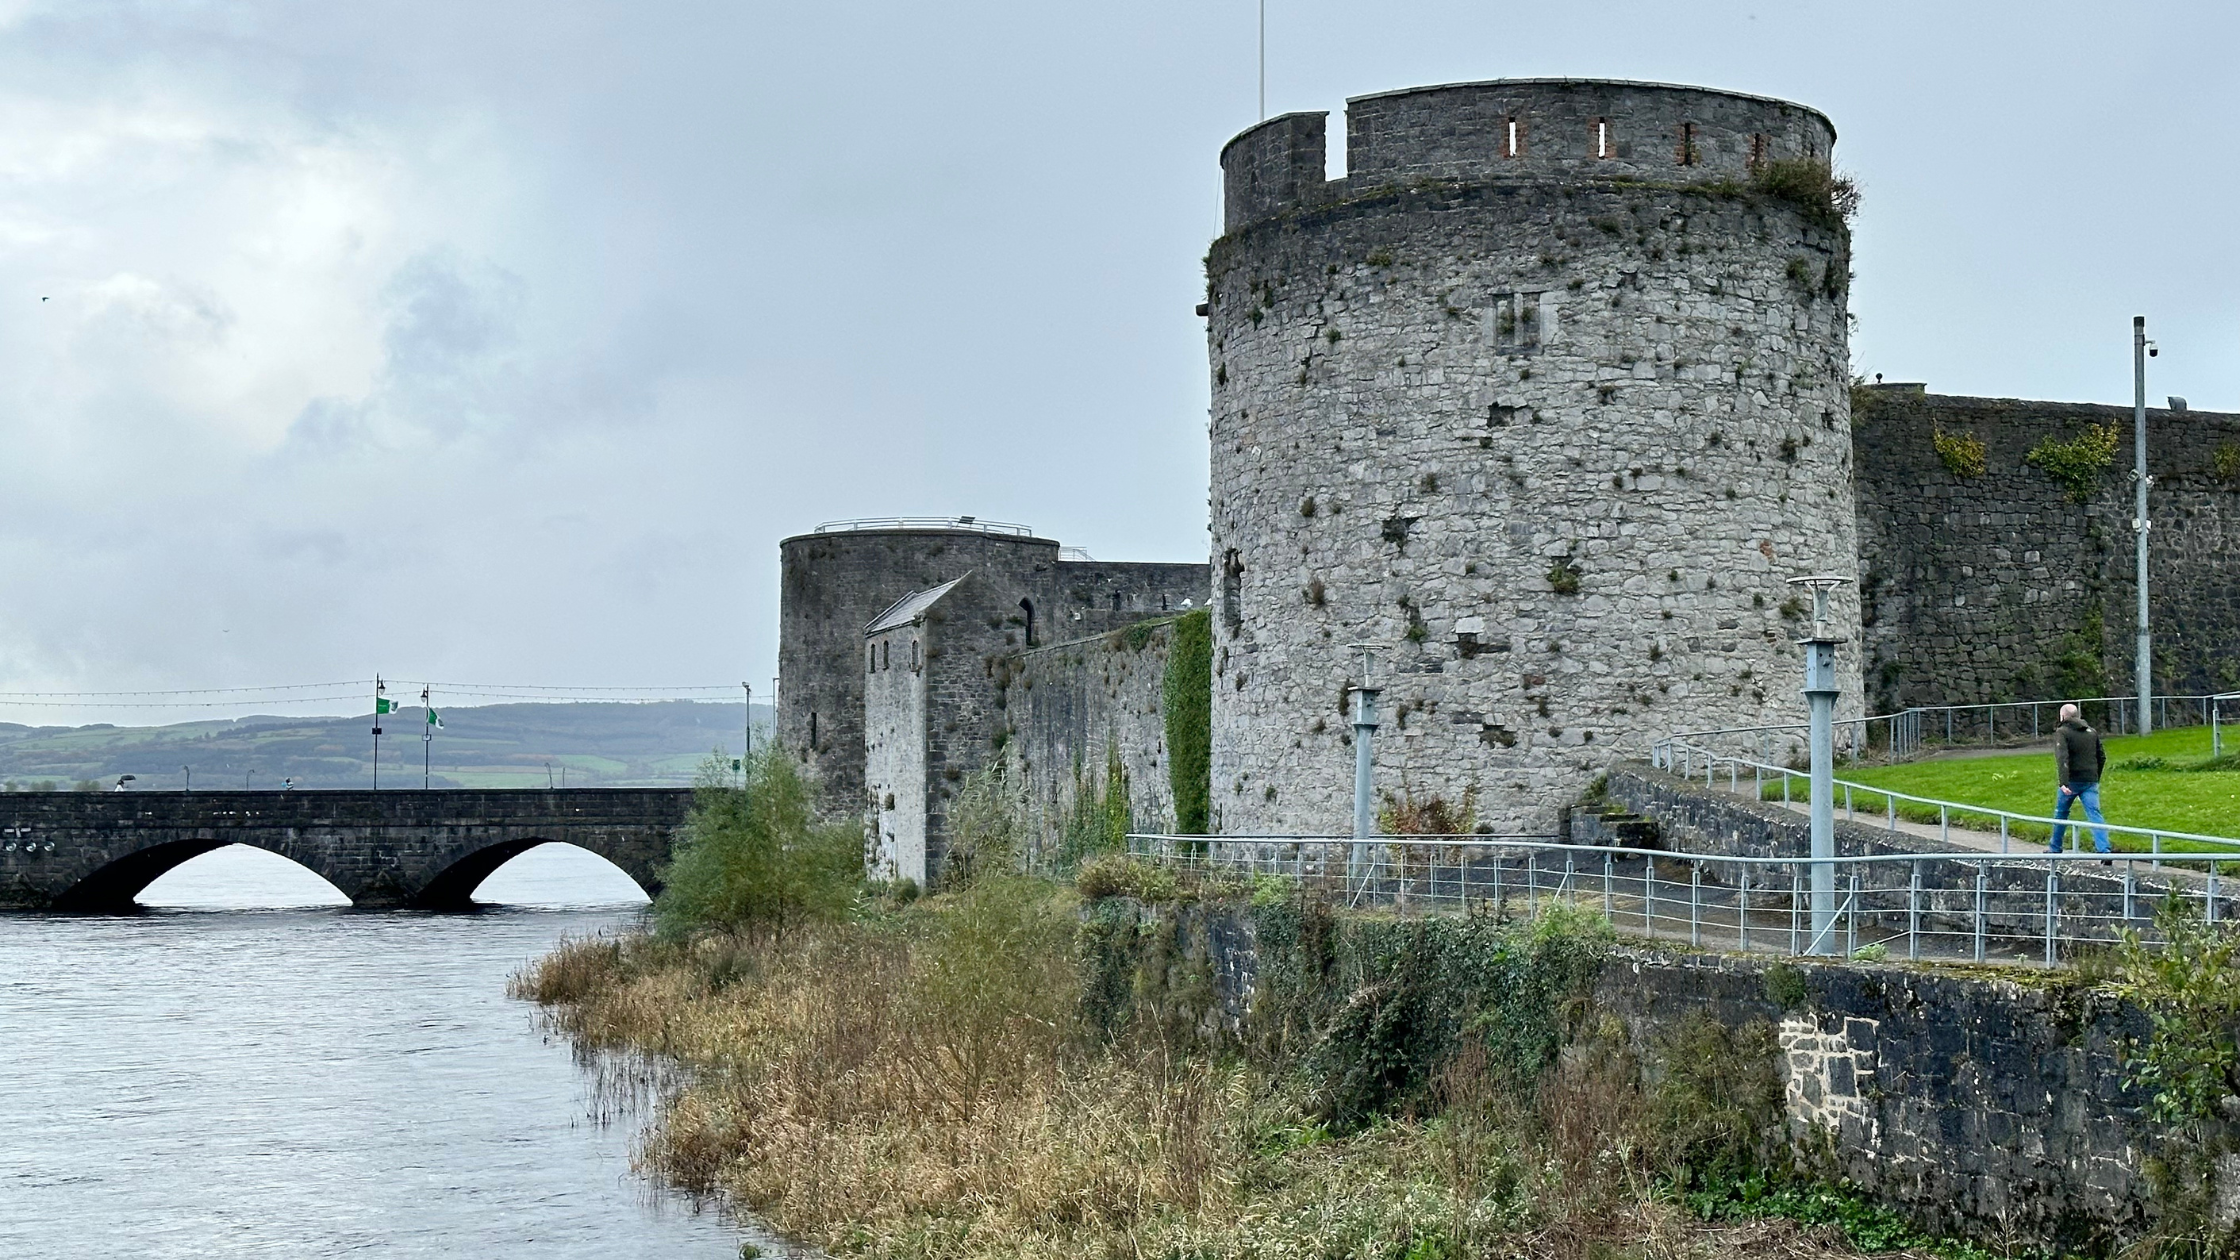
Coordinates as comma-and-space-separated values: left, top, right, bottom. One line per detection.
2132, 316, 2156, 735
1347, 645, 1380, 891
1789, 574, 1852, 956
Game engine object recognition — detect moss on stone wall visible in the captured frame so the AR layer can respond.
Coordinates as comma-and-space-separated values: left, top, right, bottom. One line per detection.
1162, 608, 1212, 834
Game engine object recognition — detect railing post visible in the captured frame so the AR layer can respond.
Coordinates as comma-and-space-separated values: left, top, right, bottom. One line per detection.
2211, 866, 2221, 925
1645, 855, 1656, 937
1603, 851, 1614, 920
1908, 860, 1921, 961
1527, 850, 1538, 920
1755, 763, 1763, 801
1691, 861, 1702, 947
1845, 784, 1853, 821
1887, 794, 1896, 833
2000, 816, 2009, 854
1940, 804, 1949, 846
2044, 864, 2058, 966
2123, 862, 2136, 924
1790, 865, 1802, 956
1974, 866, 1987, 963
1846, 873, 1859, 957
1739, 865, 1752, 953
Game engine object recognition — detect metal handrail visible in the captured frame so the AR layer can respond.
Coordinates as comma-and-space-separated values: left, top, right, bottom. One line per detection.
1653, 740, 2240, 857
812, 516, 1038, 537
1660, 692, 2236, 768
1126, 832, 2237, 967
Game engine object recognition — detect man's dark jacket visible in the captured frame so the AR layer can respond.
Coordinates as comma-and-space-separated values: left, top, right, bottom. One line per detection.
2054, 717, 2105, 786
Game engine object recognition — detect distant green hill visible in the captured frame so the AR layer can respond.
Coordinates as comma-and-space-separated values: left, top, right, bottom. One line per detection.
0, 701, 769, 791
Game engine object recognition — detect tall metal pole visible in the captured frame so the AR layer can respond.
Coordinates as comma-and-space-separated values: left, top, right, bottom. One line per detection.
1258, 0, 1266, 121
2133, 316, 2154, 734
1791, 576, 1851, 955
1348, 647, 1379, 887
422, 684, 433, 791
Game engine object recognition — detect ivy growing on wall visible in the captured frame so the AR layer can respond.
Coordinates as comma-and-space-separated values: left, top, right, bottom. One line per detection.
1162, 609, 1212, 834
2025, 422, 2121, 502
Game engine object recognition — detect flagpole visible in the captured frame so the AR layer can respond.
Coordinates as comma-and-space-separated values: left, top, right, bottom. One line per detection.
423, 684, 433, 791
372, 675, 385, 791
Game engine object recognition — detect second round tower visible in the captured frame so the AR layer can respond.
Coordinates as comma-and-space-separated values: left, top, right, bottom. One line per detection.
1205, 79, 1865, 835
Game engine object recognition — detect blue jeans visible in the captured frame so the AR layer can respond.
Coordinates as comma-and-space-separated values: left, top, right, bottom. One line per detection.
2050, 783, 2111, 854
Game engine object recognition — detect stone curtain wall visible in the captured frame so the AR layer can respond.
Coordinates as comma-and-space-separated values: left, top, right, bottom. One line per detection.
1131, 894, 2159, 1251
1049, 561, 1209, 641
1206, 80, 1863, 839
1853, 387, 2240, 710
1592, 950, 2152, 1250
1002, 621, 1182, 856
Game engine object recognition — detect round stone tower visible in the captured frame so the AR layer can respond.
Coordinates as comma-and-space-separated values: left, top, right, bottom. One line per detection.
1206, 79, 1865, 835
777, 520, 1061, 816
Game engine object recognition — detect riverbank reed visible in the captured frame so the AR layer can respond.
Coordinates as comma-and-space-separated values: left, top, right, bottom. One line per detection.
514, 750, 1986, 1258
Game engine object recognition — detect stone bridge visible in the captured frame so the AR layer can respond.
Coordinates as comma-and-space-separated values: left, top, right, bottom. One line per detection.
0, 788, 694, 911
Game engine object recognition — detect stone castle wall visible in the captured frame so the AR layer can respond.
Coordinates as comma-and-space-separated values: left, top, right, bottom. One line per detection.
1206, 80, 1864, 838
1853, 386, 2240, 710
1001, 620, 1183, 860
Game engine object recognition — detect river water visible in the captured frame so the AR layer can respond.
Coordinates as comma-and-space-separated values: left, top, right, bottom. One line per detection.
0, 845, 785, 1258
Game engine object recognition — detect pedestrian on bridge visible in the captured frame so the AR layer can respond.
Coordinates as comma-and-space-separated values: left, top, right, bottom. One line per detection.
2050, 703, 2110, 855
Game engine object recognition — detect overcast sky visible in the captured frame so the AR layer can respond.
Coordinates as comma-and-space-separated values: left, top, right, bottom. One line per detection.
0, 0, 2231, 725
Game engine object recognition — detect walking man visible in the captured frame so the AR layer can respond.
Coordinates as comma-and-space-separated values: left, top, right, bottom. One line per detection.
2050, 703, 2111, 854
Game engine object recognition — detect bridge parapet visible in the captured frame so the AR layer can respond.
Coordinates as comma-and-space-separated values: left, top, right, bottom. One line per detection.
0, 788, 695, 911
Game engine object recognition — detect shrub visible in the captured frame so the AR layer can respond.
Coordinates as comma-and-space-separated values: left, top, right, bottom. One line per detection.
1074, 852, 1181, 902
945, 761, 1026, 885
650, 748, 861, 937
2025, 421, 2121, 502
2215, 442, 2240, 484
1931, 428, 1987, 479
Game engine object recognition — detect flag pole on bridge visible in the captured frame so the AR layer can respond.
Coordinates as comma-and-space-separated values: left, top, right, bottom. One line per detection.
423, 684, 441, 791
371, 676, 387, 790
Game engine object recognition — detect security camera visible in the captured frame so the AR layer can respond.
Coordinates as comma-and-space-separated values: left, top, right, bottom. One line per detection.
2149, 346, 2159, 358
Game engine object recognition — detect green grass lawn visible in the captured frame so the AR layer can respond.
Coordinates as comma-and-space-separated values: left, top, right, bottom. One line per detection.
1763, 725, 2240, 851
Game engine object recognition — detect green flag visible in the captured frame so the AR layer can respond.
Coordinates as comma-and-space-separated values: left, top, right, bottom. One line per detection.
375, 697, 403, 715
427, 709, 443, 729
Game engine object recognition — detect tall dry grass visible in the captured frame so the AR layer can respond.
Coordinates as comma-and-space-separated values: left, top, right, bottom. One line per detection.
516, 889, 1930, 1260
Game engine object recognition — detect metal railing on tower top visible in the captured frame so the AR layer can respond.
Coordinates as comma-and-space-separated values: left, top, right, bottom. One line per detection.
812, 516, 1036, 537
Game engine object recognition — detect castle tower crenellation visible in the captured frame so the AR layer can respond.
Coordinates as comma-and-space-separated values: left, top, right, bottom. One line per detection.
1206, 77, 1864, 835
1222, 80, 1837, 236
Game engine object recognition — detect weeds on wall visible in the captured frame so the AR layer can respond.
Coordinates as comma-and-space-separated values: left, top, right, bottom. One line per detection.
1749, 157, 1860, 233
1058, 745, 1132, 869
1162, 608, 1213, 834
2025, 421, 2121, 502
1932, 428, 1989, 479
2213, 442, 2240, 485
1547, 553, 1583, 595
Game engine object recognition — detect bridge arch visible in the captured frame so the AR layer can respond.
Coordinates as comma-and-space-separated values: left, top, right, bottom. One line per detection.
52, 837, 355, 912
412, 838, 656, 909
